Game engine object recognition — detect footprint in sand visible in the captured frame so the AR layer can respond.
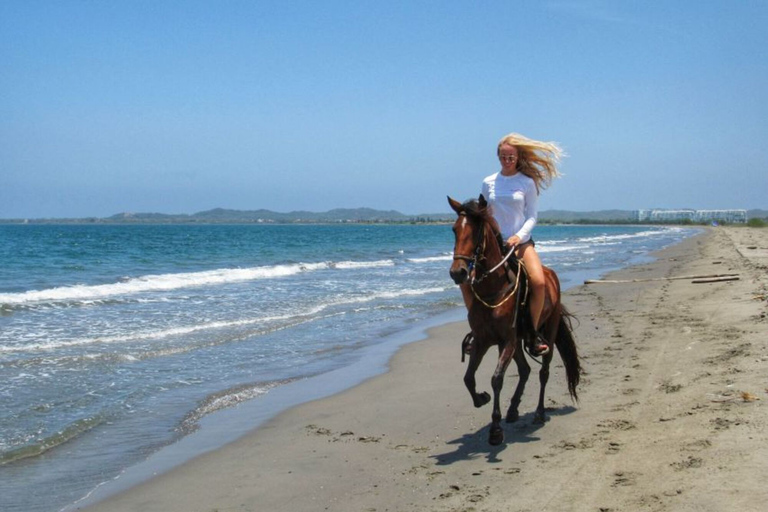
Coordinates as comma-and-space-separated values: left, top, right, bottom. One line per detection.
612, 471, 637, 487
671, 456, 703, 471
682, 439, 711, 452
598, 419, 637, 431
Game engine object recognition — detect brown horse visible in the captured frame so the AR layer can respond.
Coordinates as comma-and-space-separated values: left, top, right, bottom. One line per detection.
448, 195, 581, 446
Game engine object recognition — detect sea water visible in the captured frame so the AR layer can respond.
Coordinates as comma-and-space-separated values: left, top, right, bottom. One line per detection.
0, 223, 698, 511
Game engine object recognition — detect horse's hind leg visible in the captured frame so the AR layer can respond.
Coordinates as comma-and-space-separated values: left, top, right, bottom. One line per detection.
506, 340, 531, 423
489, 340, 515, 445
534, 319, 559, 423
533, 351, 553, 424
464, 346, 491, 408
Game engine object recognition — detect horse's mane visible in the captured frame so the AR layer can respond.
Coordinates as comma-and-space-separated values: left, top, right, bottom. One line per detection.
462, 199, 499, 232
461, 199, 505, 250
461, 199, 491, 221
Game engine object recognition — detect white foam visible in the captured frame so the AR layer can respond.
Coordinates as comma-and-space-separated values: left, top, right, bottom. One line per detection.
0, 285, 450, 355
575, 228, 676, 244
333, 259, 395, 269
0, 260, 400, 306
536, 244, 591, 253
0, 309, 327, 354
406, 255, 453, 263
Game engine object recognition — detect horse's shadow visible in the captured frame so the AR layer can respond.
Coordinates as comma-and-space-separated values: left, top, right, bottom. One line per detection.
431, 405, 577, 464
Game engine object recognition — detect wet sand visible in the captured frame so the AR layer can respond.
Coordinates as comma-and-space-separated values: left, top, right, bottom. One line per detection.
81, 227, 768, 512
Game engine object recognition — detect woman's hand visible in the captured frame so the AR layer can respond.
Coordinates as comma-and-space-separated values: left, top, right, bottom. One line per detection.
505, 235, 521, 251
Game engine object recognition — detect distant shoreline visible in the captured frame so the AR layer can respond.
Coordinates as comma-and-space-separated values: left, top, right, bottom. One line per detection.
0, 220, 756, 226
0, 219, 759, 226
2, 205, 765, 226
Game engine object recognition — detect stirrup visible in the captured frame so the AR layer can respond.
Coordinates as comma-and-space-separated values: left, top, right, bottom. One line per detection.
461, 332, 474, 362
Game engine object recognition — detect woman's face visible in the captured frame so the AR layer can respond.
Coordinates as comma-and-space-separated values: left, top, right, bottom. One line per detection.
498, 143, 518, 175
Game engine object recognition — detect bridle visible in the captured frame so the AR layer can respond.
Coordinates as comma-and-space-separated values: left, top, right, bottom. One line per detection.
452, 212, 527, 309
452, 212, 487, 280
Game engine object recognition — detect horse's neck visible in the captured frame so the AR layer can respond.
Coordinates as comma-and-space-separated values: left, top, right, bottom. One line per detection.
478, 225, 508, 285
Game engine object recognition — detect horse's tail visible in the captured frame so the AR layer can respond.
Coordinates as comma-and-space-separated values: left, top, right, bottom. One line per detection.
554, 305, 582, 401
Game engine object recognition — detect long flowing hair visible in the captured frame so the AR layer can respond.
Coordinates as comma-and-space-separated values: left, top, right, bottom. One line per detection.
497, 133, 564, 194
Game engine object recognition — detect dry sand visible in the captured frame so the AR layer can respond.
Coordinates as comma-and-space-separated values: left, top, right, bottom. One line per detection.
82, 227, 768, 512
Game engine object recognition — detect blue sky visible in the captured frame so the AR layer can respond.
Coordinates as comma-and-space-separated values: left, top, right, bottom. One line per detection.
2, 1, 767, 218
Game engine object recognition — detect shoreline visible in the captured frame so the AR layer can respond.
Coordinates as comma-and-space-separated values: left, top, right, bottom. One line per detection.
63, 308, 468, 511
77, 227, 768, 511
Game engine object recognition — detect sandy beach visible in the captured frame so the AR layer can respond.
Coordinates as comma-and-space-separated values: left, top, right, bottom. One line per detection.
81, 227, 768, 512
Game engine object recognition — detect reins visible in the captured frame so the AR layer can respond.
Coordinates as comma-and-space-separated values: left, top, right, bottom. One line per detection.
457, 212, 529, 310
471, 264, 523, 309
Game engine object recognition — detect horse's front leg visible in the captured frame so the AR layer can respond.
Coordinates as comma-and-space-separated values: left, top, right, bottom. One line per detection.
464, 344, 491, 408
489, 338, 516, 445
534, 350, 553, 424
506, 338, 531, 423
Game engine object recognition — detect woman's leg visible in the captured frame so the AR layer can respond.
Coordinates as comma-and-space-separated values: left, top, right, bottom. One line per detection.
516, 243, 547, 353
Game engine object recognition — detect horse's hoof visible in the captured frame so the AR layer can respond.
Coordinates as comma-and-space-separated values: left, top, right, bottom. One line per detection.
505, 410, 519, 423
488, 427, 504, 446
474, 392, 491, 408
532, 411, 548, 425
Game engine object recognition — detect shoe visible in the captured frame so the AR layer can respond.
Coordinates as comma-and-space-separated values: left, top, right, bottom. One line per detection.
527, 332, 550, 357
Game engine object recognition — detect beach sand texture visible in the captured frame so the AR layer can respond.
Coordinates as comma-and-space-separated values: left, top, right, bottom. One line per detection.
82, 227, 768, 512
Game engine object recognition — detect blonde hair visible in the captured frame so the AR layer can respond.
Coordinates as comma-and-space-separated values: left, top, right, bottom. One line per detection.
497, 133, 564, 193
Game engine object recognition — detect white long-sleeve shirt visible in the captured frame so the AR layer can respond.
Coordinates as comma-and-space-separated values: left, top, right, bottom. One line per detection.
481, 172, 538, 244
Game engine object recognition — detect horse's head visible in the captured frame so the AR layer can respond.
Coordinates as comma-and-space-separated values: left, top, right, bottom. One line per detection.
447, 195, 491, 285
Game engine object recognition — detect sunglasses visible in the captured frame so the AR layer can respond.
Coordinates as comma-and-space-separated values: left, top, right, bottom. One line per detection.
498, 155, 517, 162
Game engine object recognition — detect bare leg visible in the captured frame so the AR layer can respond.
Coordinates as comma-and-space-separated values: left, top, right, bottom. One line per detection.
517, 243, 547, 353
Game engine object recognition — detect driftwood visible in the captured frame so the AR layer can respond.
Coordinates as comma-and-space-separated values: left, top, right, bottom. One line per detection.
691, 276, 740, 284
584, 273, 740, 285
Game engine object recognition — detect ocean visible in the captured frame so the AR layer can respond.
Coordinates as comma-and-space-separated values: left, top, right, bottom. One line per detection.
0, 223, 699, 511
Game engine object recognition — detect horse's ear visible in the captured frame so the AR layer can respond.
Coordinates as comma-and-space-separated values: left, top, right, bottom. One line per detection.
447, 196, 463, 214
478, 194, 487, 208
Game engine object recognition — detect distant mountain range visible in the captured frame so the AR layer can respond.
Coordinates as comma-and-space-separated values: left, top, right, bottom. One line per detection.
3, 207, 767, 224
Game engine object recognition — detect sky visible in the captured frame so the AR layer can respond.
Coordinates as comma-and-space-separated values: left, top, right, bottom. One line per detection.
1, 1, 767, 218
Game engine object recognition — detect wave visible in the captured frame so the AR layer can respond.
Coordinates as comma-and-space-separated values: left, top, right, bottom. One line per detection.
333, 259, 394, 269
406, 255, 453, 263
574, 227, 680, 244
0, 308, 327, 354
0, 415, 105, 466
0, 286, 451, 355
177, 379, 296, 434
536, 244, 591, 253
0, 259, 399, 307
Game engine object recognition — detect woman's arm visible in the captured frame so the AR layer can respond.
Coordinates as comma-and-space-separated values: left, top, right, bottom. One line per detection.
514, 180, 538, 243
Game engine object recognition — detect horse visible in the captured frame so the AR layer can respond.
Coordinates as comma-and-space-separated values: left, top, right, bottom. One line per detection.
447, 195, 581, 446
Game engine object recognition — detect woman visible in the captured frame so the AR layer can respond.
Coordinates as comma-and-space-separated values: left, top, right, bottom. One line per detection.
481, 132, 564, 356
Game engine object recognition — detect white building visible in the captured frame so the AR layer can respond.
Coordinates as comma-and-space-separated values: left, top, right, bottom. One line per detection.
635, 209, 747, 223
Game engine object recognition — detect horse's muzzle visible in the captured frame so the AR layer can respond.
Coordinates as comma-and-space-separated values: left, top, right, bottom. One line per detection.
449, 262, 469, 285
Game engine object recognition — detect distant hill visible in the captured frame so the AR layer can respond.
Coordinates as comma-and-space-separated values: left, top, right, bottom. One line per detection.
104, 207, 442, 223
190, 207, 414, 223
3, 207, 766, 225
